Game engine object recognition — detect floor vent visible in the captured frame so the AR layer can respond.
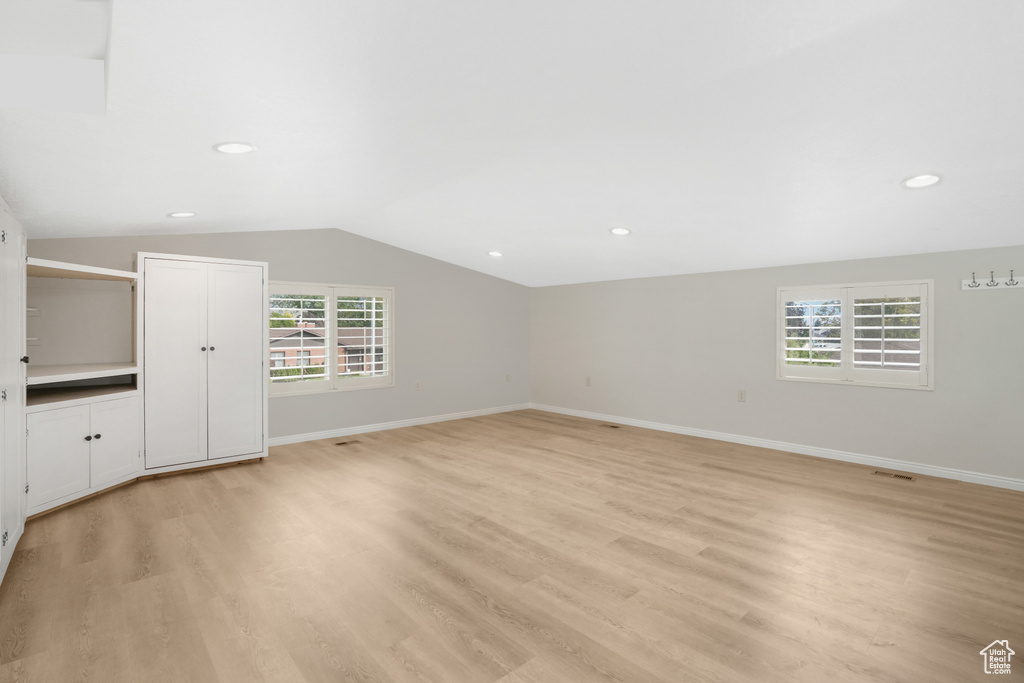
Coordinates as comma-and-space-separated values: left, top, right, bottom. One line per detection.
335, 440, 362, 446
872, 470, 915, 481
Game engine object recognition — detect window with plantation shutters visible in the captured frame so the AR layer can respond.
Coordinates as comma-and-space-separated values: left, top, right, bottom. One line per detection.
778, 280, 932, 389
269, 290, 327, 385
336, 288, 390, 385
269, 282, 393, 395
781, 290, 844, 381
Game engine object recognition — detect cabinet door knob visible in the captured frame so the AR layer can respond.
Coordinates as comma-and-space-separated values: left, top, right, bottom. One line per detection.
20, 356, 29, 364
94, 434, 102, 440
209, 346, 215, 351
201, 346, 207, 351
84, 435, 92, 441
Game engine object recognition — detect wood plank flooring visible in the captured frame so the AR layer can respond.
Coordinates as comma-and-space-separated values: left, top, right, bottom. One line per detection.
0, 409, 1022, 682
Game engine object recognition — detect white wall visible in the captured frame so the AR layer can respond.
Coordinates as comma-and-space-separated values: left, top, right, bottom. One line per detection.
29, 228, 531, 440
531, 245, 1024, 484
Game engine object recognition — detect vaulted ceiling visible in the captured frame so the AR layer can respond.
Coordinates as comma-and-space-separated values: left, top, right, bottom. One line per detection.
1, 1, 1022, 286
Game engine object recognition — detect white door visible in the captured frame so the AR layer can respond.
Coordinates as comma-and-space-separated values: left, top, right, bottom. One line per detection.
144, 259, 208, 468
207, 264, 265, 459
0, 217, 26, 574
90, 397, 140, 486
27, 406, 91, 508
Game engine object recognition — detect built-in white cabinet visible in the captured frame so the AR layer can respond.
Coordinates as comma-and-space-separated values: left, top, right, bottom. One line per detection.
21, 257, 141, 516
26, 396, 139, 511
141, 254, 268, 470
1, 247, 266, 581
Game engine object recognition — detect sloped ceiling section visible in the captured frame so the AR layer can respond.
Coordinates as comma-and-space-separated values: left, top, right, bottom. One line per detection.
0, 1, 1022, 286
0, 0, 110, 114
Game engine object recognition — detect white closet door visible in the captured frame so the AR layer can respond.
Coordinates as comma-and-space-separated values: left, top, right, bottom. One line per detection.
90, 397, 140, 485
0, 218, 26, 575
144, 259, 208, 468
206, 264, 265, 460
27, 406, 91, 508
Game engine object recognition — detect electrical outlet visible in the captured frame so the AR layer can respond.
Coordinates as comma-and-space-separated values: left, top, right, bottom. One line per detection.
505, 373, 510, 382
737, 389, 746, 402
586, 376, 591, 387
414, 381, 421, 391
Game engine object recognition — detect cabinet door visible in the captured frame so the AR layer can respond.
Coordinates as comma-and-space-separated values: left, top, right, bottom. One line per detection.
90, 397, 140, 486
207, 264, 265, 460
27, 406, 91, 508
144, 259, 208, 468
1, 214, 26, 573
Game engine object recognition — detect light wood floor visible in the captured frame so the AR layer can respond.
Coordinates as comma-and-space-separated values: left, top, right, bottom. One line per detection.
0, 410, 1022, 682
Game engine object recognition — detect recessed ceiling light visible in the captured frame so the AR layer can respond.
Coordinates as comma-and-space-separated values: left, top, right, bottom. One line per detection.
902, 174, 941, 189
213, 142, 256, 154
488, 251, 503, 257
609, 227, 631, 236
168, 212, 196, 218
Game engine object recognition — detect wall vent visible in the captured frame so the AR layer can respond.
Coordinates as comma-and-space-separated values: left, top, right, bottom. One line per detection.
872, 470, 915, 481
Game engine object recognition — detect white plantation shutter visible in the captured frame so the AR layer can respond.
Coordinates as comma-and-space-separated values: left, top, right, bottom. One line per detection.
269, 286, 330, 394
848, 283, 928, 387
269, 282, 394, 395
780, 288, 844, 380
778, 281, 932, 389
335, 286, 392, 390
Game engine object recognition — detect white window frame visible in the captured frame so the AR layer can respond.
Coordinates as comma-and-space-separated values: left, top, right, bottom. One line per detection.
777, 279, 933, 390
270, 281, 394, 396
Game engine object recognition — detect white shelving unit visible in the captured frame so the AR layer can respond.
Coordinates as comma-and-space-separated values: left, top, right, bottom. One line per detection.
25, 257, 139, 407
24, 257, 143, 516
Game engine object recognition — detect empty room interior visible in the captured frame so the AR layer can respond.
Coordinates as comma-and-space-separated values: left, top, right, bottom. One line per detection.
1, 2, 1023, 682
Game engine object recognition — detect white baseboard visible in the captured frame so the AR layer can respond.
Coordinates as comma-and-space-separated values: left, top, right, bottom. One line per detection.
267, 403, 532, 447
529, 403, 1024, 493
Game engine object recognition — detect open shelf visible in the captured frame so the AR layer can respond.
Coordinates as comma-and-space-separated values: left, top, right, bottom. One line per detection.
27, 384, 138, 408
27, 257, 137, 282
27, 362, 138, 385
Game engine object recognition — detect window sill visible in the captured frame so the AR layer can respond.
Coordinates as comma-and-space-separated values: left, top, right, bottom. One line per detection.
776, 375, 933, 391
270, 380, 395, 398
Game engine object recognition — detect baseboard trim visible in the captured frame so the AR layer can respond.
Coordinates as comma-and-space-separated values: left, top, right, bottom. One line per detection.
529, 403, 1024, 493
267, 403, 532, 447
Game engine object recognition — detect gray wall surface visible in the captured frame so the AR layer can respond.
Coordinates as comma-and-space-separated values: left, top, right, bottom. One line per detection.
30, 229, 531, 440
31, 228, 1024, 483
27, 277, 133, 366
530, 245, 1024, 481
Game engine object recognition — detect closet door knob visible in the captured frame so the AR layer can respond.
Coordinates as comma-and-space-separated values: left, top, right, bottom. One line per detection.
20, 356, 29, 364
201, 346, 207, 351
84, 435, 92, 441
94, 434, 102, 440
209, 346, 215, 351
